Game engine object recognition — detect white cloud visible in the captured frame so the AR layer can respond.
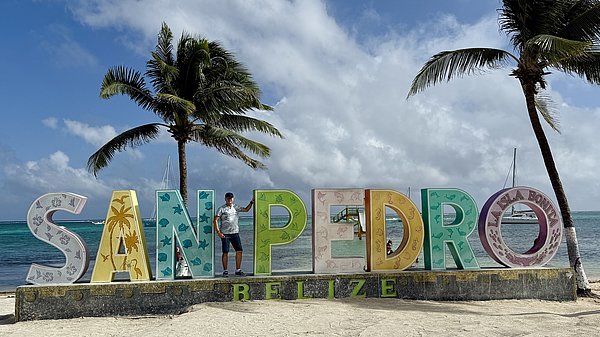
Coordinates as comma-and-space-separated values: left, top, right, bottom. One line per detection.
64, 119, 117, 147
42, 117, 58, 129
65, 0, 600, 212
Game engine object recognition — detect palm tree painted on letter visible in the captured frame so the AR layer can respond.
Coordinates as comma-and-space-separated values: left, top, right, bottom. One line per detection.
408, 0, 600, 295
88, 23, 282, 205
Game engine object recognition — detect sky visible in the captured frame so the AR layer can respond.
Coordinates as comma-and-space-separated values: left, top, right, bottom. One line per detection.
1, 0, 600, 221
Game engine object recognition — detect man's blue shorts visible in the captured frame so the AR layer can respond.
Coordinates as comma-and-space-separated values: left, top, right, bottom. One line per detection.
221, 233, 243, 253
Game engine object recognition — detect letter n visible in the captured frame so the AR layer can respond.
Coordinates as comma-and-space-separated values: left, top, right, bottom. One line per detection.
155, 189, 214, 279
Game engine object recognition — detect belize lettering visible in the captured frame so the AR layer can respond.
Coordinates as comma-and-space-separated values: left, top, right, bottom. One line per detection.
24, 186, 563, 286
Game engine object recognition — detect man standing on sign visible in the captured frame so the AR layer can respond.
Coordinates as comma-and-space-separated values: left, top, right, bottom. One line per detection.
214, 192, 254, 277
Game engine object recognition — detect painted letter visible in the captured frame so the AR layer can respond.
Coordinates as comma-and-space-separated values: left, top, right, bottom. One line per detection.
422, 188, 479, 270
253, 190, 307, 276
381, 279, 397, 297
233, 283, 250, 301
155, 190, 214, 279
297, 281, 311, 299
26, 193, 89, 285
91, 190, 152, 282
365, 189, 424, 272
265, 282, 281, 299
350, 279, 366, 298
312, 189, 365, 274
479, 187, 563, 267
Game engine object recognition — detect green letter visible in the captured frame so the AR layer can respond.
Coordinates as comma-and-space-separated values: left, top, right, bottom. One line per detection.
265, 282, 281, 300
233, 283, 250, 301
253, 190, 307, 276
422, 188, 479, 270
381, 279, 396, 297
297, 281, 311, 299
350, 279, 366, 298
328, 280, 335, 299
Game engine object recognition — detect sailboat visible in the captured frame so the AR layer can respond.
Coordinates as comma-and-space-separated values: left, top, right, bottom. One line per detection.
146, 156, 175, 226
501, 148, 539, 224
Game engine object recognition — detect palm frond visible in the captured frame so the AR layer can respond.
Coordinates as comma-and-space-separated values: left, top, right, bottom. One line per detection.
100, 66, 156, 111
146, 23, 178, 94
147, 53, 179, 94
407, 48, 516, 97
156, 22, 174, 64
176, 36, 211, 99
500, 0, 570, 48
534, 92, 561, 133
87, 123, 163, 176
554, 51, 600, 84
560, 2, 600, 41
191, 125, 270, 168
156, 93, 196, 116
526, 34, 592, 65
213, 115, 283, 138
195, 82, 268, 117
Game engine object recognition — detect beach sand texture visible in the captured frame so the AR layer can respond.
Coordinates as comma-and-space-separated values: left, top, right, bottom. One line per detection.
1, 283, 599, 336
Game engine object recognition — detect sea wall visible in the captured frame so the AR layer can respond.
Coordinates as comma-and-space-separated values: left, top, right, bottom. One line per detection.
15, 268, 575, 321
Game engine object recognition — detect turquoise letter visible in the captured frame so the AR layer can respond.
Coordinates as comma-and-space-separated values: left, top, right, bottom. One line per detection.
156, 189, 214, 279
422, 188, 479, 270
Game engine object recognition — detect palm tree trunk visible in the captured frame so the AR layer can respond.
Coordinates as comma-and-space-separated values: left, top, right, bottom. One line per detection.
177, 140, 188, 207
521, 82, 591, 295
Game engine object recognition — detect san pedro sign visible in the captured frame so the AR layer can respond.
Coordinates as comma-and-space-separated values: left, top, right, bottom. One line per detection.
25, 186, 563, 286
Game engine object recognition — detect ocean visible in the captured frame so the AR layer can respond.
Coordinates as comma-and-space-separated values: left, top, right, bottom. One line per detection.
1, 212, 599, 292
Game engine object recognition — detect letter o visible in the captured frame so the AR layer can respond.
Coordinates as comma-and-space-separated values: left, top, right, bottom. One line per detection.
478, 187, 563, 267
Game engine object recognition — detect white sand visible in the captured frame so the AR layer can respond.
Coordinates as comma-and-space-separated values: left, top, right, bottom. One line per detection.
1, 284, 600, 336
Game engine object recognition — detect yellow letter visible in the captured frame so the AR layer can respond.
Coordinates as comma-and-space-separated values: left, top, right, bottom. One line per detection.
91, 190, 151, 282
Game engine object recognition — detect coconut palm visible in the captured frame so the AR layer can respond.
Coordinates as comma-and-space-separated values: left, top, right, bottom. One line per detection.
407, 0, 600, 295
88, 23, 282, 205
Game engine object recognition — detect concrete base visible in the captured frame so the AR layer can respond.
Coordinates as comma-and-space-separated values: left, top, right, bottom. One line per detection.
15, 268, 575, 321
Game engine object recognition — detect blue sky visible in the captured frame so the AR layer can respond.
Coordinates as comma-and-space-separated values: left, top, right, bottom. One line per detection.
2, 0, 600, 221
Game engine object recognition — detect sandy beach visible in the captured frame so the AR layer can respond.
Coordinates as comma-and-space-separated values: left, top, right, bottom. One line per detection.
1, 283, 599, 336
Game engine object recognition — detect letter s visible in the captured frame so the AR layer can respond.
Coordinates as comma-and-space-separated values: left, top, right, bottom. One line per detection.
26, 193, 89, 284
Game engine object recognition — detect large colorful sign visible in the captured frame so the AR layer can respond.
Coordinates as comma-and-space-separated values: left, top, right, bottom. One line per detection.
24, 186, 563, 285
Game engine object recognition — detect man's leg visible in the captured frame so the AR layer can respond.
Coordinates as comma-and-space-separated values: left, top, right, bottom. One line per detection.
222, 252, 229, 270
221, 236, 230, 275
235, 251, 243, 270
230, 233, 244, 275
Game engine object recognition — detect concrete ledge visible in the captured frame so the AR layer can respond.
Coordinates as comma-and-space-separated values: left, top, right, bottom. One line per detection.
15, 268, 575, 321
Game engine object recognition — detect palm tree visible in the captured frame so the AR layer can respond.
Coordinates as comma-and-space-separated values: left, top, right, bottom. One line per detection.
88, 23, 282, 205
407, 0, 600, 295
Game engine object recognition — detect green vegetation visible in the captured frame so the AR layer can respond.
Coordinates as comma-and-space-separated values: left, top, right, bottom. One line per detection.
88, 23, 282, 205
408, 0, 600, 295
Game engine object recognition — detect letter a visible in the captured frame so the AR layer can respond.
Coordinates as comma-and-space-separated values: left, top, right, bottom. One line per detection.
91, 190, 152, 282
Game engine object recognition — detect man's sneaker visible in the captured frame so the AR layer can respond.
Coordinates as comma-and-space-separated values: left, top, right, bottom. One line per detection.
222, 270, 229, 277
235, 270, 246, 276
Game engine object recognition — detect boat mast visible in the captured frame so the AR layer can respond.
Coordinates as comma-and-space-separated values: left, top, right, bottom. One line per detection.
161, 155, 171, 190
511, 148, 516, 215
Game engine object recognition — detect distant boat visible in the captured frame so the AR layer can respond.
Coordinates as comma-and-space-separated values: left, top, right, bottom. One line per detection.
502, 210, 538, 224
91, 220, 104, 225
501, 148, 539, 224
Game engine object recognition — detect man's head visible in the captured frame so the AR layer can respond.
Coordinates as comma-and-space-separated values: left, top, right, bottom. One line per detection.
225, 192, 234, 205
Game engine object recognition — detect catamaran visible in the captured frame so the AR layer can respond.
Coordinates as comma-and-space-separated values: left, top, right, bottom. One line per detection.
501, 148, 539, 224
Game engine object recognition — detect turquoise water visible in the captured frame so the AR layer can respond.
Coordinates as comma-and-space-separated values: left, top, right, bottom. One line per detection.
1, 212, 599, 291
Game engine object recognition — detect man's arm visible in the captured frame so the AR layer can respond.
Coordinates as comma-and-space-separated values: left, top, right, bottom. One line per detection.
213, 215, 224, 238
240, 198, 255, 212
